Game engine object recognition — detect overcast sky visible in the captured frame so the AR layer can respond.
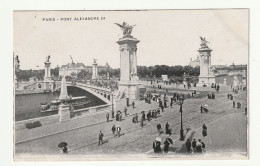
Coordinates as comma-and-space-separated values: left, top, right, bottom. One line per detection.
13, 9, 248, 70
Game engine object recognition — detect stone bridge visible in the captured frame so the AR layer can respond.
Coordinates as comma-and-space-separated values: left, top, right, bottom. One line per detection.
55, 82, 114, 104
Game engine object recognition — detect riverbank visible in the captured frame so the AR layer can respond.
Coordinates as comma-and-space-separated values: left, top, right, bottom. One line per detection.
15, 89, 45, 95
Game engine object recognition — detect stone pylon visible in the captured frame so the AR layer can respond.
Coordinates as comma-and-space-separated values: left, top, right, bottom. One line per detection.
92, 59, 98, 79
59, 76, 69, 100
197, 37, 215, 86
44, 56, 51, 81
117, 36, 141, 100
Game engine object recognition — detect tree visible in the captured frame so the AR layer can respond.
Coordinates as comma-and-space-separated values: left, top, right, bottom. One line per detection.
77, 70, 89, 79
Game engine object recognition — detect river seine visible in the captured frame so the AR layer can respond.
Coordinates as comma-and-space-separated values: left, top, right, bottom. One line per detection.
15, 86, 106, 121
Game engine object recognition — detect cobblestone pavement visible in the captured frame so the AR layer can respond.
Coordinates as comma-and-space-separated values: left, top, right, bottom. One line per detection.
15, 89, 247, 158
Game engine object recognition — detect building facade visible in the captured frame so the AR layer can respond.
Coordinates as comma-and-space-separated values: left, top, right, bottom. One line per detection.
59, 62, 109, 77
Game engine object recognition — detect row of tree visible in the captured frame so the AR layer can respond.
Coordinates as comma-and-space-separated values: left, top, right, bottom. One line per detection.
137, 65, 200, 78
16, 65, 200, 81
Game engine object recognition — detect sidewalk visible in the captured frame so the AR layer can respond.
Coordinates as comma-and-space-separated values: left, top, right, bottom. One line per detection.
146, 111, 247, 157
15, 98, 159, 144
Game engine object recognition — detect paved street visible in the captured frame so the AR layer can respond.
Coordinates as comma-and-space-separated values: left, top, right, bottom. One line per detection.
15, 89, 247, 158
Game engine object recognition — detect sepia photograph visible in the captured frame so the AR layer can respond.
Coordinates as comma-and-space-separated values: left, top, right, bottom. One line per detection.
13, 9, 248, 160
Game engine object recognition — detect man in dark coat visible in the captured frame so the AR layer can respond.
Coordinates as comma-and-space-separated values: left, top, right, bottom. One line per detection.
132, 101, 135, 109
161, 105, 164, 112
140, 118, 144, 127
147, 111, 151, 121
233, 101, 236, 108
112, 125, 116, 137
98, 131, 104, 146
202, 124, 207, 137
142, 112, 145, 121
165, 122, 170, 135
164, 100, 167, 108
106, 113, 109, 122
186, 139, 192, 153
164, 139, 170, 153
157, 123, 162, 135
192, 138, 197, 152
153, 141, 162, 153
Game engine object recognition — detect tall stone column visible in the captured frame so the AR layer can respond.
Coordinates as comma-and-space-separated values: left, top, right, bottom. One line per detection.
44, 55, 52, 89
44, 57, 51, 81
117, 37, 141, 100
59, 76, 70, 122
92, 59, 98, 79
197, 37, 215, 86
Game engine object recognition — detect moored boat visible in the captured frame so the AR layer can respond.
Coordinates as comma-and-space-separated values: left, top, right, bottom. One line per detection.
39, 96, 89, 112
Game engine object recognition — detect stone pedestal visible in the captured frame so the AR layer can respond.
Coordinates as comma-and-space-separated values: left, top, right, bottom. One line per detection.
59, 104, 70, 122
117, 37, 141, 100
92, 62, 98, 79
44, 61, 51, 81
197, 45, 215, 86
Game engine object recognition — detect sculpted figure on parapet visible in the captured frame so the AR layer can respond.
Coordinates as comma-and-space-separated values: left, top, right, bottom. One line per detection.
200, 36, 210, 47
115, 22, 136, 37
46, 55, 50, 62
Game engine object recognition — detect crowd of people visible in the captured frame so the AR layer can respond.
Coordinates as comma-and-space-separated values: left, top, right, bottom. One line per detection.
187, 138, 206, 153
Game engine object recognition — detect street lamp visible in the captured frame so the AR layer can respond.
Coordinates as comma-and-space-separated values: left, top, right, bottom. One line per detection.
179, 96, 184, 141
111, 89, 115, 118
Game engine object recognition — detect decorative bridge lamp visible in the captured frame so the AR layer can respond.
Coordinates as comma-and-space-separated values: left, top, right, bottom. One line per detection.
179, 96, 185, 141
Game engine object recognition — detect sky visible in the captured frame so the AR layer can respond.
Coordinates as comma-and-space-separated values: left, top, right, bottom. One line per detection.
13, 9, 248, 70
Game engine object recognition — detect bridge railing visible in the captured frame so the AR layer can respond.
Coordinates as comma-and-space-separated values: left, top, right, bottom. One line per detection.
75, 82, 112, 92
71, 104, 111, 118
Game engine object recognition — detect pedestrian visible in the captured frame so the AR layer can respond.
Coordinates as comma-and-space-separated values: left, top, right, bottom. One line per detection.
196, 139, 202, 153
142, 112, 145, 121
201, 141, 206, 153
136, 113, 138, 123
192, 138, 197, 152
98, 131, 104, 146
227, 93, 230, 99
140, 117, 144, 127
245, 107, 247, 115
164, 100, 167, 108
157, 123, 162, 135
153, 140, 162, 153
112, 125, 116, 137
157, 108, 161, 115
147, 111, 151, 121
202, 124, 207, 137
62, 145, 68, 154
106, 113, 109, 122
132, 101, 135, 109
132, 116, 135, 123
124, 107, 127, 116
161, 105, 164, 112
119, 112, 122, 121
164, 139, 170, 153
116, 126, 121, 138
201, 106, 203, 113
165, 122, 170, 135
233, 101, 236, 108
237, 101, 241, 109
152, 110, 155, 118
186, 139, 192, 153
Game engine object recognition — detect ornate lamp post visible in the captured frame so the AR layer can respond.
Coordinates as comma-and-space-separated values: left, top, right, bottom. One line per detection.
111, 89, 115, 118
179, 96, 184, 141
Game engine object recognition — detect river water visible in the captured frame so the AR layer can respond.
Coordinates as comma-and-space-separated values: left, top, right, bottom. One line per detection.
15, 86, 106, 121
